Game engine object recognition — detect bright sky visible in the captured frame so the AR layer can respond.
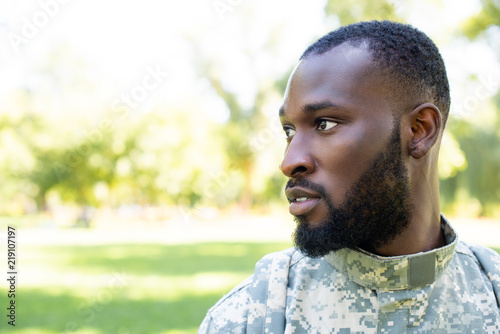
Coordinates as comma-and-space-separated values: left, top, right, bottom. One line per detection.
0, 0, 324, 121
0, 0, 498, 122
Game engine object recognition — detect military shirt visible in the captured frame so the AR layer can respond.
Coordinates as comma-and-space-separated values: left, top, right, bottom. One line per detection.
198, 216, 500, 333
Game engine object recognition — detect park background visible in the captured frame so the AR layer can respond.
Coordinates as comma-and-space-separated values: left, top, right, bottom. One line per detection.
0, 0, 499, 333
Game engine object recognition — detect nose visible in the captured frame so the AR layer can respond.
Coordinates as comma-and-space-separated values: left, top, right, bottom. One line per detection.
279, 134, 316, 178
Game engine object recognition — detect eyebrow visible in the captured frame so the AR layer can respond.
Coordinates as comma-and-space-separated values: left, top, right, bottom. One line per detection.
279, 101, 343, 117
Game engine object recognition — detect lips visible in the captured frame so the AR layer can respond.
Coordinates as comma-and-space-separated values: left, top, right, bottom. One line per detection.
286, 187, 322, 216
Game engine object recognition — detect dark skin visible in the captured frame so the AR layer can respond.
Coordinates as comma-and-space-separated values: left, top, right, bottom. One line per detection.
279, 42, 445, 256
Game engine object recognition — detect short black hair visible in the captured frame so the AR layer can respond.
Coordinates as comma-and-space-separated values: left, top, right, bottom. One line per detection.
301, 20, 451, 126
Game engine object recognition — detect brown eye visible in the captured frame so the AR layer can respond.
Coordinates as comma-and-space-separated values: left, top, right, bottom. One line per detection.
317, 120, 338, 131
284, 127, 296, 139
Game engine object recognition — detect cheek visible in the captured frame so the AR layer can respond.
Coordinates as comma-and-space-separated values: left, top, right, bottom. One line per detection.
314, 125, 391, 204
316, 142, 366, 204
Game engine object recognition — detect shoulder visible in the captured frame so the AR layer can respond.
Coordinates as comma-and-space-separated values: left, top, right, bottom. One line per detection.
455, 241, 500, 302
455, 241, 500, 273
253, 247, 302, 279
198, 275, 254, 333
198, 247, 301, 333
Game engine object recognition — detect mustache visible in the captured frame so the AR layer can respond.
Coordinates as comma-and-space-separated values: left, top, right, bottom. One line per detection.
285, 178, 328, 198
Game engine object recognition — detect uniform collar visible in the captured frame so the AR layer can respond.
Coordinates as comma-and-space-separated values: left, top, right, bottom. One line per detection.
323, 215, 457, 291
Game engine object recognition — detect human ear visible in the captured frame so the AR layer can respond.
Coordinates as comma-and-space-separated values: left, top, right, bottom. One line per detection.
408, 103, 442, 159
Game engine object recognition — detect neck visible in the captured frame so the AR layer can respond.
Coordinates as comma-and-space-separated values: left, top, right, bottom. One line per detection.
373, 156, 443, 257
373, 211, 444, 256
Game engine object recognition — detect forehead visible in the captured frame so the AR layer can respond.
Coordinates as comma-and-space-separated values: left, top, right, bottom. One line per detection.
281, 43, 392, 118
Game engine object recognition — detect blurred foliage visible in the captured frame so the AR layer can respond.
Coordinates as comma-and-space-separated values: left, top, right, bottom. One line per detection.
325, 0, 401, 24
0, 0, 499, 218
440, 114, 500, 216
442, 0, 500, 217
462, 0, 500, 39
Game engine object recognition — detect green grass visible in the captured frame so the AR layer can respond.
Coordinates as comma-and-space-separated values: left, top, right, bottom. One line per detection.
2, 238, 498, 334
1, 241, 291, 334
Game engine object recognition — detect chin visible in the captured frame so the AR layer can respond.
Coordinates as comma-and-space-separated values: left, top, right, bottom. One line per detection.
294, 215, 324, 229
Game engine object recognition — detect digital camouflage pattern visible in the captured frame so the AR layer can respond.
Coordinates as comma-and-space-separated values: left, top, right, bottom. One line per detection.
198, 216, 500, 333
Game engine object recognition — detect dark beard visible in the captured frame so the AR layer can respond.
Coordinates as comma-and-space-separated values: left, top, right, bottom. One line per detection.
290, 125, 412, 258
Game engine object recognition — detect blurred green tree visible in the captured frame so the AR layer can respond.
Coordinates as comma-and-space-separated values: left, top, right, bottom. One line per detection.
325, 0, 401, 24
1, 0, 499, 218
462, 0, 500, 38
440, 0, 500, 216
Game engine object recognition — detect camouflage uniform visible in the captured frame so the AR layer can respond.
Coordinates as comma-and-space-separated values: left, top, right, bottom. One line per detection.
198, 216, 500, 333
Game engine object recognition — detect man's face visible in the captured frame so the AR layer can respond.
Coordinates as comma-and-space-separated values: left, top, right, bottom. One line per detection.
279, 43, 412, 257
